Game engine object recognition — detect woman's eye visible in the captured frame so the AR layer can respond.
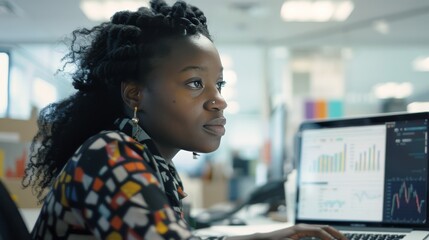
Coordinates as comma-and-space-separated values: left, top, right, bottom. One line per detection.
187, 80, 204, 89
217, 80, 226, 91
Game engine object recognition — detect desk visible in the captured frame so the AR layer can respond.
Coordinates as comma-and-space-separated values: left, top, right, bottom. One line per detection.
192, 204, 294, 237
194, 218, 292, 237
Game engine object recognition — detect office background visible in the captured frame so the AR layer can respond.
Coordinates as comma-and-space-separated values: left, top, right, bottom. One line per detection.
0, 0, 429, 215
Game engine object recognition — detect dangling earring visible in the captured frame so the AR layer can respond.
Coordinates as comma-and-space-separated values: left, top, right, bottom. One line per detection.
132, 106, 139, 125
131, 106, 141, 141
193, 152, 199, 159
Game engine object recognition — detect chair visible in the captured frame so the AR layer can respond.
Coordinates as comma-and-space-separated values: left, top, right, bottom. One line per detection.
0, 179, 32, 240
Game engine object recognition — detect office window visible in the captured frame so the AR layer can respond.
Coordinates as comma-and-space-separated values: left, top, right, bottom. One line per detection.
9, 65, 31, 119
32, 77, 57, 109
0, 52, 9, 117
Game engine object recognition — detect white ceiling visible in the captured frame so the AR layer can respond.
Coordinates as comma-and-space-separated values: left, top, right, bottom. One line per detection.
1, 0, 429, 46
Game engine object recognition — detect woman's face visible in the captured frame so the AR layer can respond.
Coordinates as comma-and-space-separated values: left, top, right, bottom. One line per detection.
139, 34, 227, 159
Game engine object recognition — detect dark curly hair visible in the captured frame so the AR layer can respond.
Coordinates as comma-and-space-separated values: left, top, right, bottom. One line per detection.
22, 0, 212, 202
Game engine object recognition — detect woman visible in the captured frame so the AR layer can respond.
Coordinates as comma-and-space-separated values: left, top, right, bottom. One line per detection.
23, 0, 346, 239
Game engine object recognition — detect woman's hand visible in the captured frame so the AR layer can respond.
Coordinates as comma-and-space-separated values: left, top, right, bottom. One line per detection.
262, 224, 347, 240
226, 223, 347, 240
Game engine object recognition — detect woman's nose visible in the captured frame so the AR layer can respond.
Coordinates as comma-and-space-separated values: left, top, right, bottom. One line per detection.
205, 96, 227, 111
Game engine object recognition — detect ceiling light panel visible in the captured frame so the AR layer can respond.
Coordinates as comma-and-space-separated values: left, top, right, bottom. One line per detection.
280, 0, 354, 22
80, 0, 149, 22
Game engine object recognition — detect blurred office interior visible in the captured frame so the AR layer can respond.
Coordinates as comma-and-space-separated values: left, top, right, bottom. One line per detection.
1, 0, 429, 228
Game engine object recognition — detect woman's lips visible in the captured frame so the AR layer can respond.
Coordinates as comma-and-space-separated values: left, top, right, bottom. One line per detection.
203, 117, 226, 136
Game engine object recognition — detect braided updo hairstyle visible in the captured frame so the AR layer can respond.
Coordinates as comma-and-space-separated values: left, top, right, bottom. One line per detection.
22, 0, 212, 202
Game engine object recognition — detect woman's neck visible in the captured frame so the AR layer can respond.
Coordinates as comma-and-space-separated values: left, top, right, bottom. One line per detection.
152, 142, 179, 163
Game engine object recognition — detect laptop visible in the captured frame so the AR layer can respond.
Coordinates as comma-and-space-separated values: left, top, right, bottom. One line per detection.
294, 111, 429, 239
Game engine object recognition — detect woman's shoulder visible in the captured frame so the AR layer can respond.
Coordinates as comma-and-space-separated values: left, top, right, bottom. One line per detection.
87, 130, 134, 145
66, 130, 144, 174
75, 130, 138, 155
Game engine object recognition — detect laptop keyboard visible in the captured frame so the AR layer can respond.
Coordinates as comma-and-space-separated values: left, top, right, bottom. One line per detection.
343, 232, 406, 240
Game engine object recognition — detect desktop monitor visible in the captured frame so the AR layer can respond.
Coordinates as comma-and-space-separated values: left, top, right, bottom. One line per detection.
268, 104, 287, 181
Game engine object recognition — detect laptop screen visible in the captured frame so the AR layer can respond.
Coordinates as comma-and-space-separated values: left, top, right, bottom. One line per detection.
295, 112, 429, 228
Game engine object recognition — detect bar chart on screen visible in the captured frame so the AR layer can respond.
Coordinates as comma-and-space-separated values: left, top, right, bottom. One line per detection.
301, 125, 386, 177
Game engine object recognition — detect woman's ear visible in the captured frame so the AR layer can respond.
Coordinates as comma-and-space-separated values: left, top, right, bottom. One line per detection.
121, 81, 142, 109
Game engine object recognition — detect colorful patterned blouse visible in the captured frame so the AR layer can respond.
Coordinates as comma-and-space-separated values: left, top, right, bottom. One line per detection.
31, 118, 223, 240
